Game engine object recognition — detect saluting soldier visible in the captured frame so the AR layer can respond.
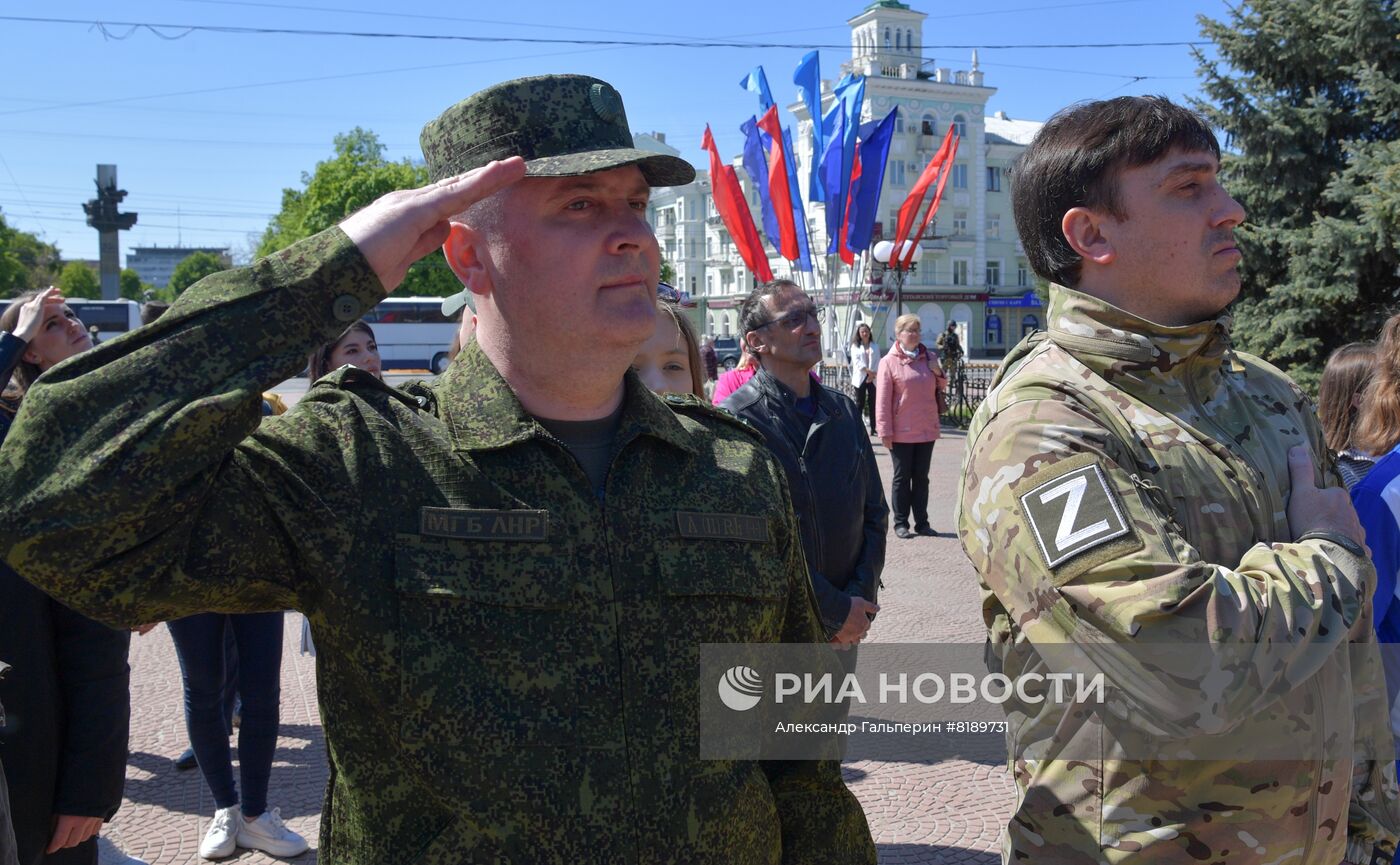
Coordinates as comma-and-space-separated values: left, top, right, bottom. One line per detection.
957, 95, 1400, 864
0, 75, 874, 865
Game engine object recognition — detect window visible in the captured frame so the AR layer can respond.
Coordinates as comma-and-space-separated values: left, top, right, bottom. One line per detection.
707, 237, 714, 258
986, 215, 1000, 239
1017, 261, 1028, 287
951, 164, 967, 189
952, 211, 967, 235
691, 275, 697, 294
894, 161, 905, 185
884, 27, 891, 48
953, 114, 967, 137
986, 260, 1001, 287
1021, 314, 1040, 337
986, 166, 1002, 192
921, 114, 936, 136
677, 199, 684, 218
953, 259, 969, 285
896, 30, 902, 50
985, 312, 1003, 346
895, 113, 904, 133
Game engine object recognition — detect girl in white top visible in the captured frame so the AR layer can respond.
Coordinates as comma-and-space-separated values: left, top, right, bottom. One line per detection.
849, 323, 878, 435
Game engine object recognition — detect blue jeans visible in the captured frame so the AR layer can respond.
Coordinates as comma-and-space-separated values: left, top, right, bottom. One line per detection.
167, 612, 283, 818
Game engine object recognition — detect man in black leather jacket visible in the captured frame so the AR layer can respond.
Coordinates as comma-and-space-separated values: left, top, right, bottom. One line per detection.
722, 281, 888, 647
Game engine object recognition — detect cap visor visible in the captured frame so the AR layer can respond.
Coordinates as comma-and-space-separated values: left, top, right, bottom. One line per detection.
440, 291, 470, 318
524, 148, 695, 187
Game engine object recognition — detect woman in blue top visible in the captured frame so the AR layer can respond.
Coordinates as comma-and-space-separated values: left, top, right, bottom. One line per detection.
1348, 315, 1400, 772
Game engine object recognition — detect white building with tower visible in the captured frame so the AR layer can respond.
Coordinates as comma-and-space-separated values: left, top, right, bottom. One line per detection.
645, 0, 1044, 360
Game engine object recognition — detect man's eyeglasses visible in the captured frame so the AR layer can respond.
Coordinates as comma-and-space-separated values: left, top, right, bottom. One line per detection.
753, 306, 824, 332
657, 282, 681, 303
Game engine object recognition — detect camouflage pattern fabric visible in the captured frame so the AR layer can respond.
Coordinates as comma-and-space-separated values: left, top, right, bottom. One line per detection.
0, 227, 875, 865
420, 75, 694, 187
956, 283, 1400, 864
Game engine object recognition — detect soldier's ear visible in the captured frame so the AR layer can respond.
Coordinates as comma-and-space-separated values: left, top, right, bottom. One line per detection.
442, 222, 494, 299
1062, 206, 1115, 267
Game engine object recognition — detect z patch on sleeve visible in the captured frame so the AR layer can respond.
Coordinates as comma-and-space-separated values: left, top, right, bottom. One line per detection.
1014, 452, 1139, 579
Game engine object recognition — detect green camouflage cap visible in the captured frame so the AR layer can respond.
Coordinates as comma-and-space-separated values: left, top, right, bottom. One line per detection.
420, 74, 695, 187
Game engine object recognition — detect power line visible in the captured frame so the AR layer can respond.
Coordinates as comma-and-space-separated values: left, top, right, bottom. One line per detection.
0, 15, 1209, 51
1, 212, 260, 235
0, 42, 618, 118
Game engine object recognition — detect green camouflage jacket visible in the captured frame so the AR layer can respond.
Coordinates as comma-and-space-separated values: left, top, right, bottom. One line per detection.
0, 228, 875, 865
956, 283, 1399, 864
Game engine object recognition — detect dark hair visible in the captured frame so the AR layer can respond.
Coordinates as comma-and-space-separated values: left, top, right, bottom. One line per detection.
1356, 315, 1400, 455
851, 322, 874, 346
738, 279, 801, 351
1012, 95, 1220, 288
307, 320, 376, 381
1319, 342, 1377, 452
140, 300, 170, 325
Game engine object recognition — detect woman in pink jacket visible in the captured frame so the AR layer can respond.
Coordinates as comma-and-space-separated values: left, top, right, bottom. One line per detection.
876, 313, 948, 539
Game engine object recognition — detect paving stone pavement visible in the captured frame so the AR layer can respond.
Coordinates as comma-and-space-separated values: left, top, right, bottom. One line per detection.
101, 426, 1012, 864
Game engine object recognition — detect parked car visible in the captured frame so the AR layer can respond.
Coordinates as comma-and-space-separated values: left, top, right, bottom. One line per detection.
712, 336, 742, 370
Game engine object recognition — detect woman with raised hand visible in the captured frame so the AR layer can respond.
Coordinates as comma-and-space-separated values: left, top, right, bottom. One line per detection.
0, 289, 130, 865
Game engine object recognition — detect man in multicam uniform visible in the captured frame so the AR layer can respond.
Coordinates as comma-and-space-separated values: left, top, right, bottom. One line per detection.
0, 76, 875, 865
956, 95, 1400, 863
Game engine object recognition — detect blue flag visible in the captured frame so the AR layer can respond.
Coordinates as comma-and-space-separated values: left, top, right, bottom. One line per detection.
781, 126, 813, 272
740, 116, 782, 252
820, 111, 846, 254
793, 51, 824, 200
822, 75, 866, 254
847, 108, 899, 253
740, 67, 774, 112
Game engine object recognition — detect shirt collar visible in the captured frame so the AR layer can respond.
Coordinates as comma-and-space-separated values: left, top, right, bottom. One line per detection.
439, 340, 698, 455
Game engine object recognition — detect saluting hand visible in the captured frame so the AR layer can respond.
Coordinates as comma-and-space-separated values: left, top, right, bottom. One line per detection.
12, 286, 65, 343
339, 157, 526, 293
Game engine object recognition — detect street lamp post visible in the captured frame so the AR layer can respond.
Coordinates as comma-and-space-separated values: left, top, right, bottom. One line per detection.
871, 239, 923, 320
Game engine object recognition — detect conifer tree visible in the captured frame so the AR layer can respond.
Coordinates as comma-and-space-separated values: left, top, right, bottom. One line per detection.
1194, 0, 1400, 390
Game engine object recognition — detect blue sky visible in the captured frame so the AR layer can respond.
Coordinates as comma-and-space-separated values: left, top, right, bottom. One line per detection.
0, 0, 1233, 264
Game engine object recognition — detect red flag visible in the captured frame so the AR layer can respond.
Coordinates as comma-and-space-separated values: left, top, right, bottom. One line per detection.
701, 125, 774, 283
755, 107, 799, 261
839, 143, 862, 266
902, 132, 960, 268
892, 125, 957, 262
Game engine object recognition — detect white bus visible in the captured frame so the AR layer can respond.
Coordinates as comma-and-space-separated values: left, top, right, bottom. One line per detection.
0, 297, 142, 344
360, 296, 458, 374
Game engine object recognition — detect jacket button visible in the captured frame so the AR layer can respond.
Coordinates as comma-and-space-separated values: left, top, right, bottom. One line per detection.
332, 295, 360, 322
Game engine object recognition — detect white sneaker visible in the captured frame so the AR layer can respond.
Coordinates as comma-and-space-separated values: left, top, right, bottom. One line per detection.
199, 806, 241, 860
236, 807, 308, 858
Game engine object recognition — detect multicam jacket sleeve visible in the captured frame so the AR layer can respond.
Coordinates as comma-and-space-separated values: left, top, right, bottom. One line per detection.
0, 228, 384, 625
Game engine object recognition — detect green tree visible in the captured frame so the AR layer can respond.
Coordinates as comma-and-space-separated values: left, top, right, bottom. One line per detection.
1194, 0, 1400, 391
0, 213, 62, 297
57, 261, 100, 299
119, 268, 153, 301
167, 252, 227, 297
660, 259, 677, 285
259, 127, 461, 298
